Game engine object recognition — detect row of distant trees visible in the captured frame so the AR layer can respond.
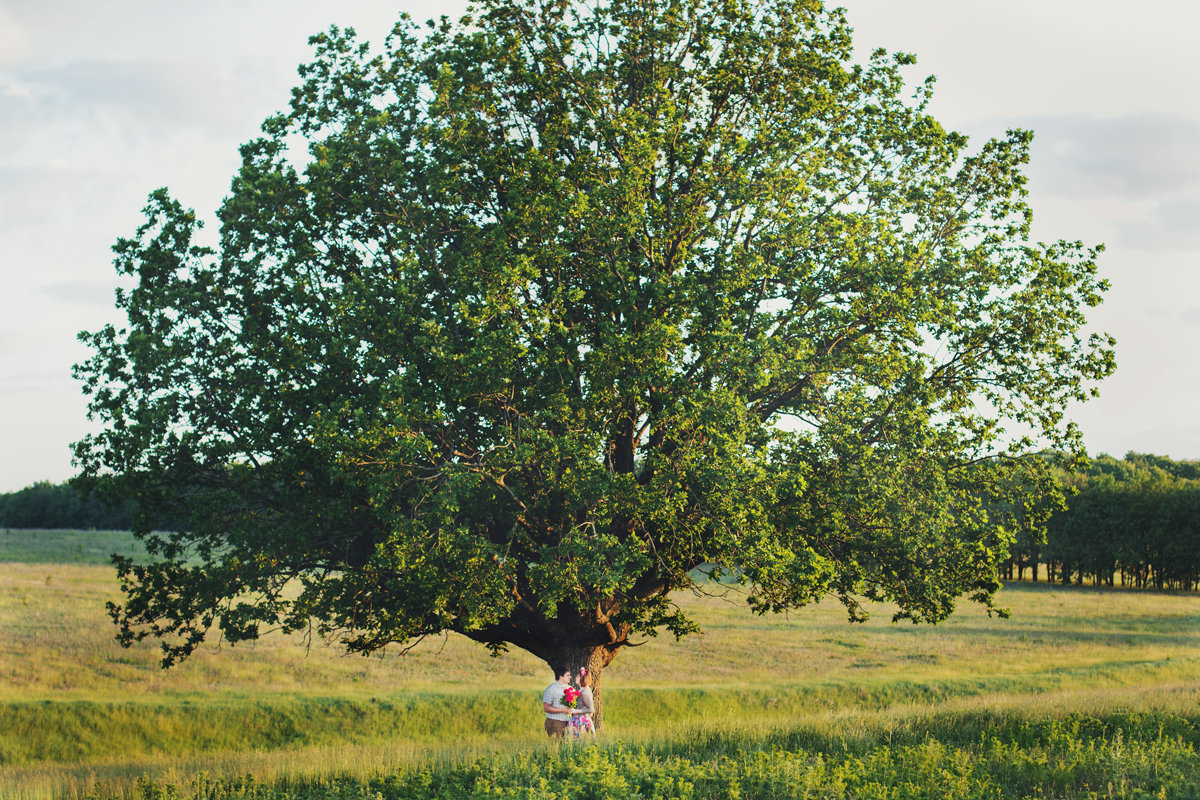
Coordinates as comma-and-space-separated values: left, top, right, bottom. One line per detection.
6, 453, 1199, 593
0, 481, 132, 530
1002, 453, 1200, 591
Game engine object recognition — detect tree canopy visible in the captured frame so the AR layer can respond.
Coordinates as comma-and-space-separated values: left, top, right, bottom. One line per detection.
74, 0, 1114, 718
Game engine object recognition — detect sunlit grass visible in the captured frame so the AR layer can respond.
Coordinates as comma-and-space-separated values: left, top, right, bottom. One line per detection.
5, 682, 1197, 800
3, 554, 1197, 702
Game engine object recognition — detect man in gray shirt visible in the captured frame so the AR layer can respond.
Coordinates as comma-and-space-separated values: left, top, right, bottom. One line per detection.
542, 668, 574, 737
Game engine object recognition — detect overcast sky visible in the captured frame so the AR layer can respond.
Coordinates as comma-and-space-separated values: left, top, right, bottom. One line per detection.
2, 1, 1198, 493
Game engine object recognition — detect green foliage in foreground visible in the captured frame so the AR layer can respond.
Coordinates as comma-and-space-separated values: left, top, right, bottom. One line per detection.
0, 681, 1148, 767
83, 711, 1200, 800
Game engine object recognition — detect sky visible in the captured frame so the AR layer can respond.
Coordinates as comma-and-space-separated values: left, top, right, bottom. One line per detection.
1, 0, 1198, 493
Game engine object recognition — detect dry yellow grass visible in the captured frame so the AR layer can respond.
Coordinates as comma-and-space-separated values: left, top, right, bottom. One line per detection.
2, 534, 1198, 699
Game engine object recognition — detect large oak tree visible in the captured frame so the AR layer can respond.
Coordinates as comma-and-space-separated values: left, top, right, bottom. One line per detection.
75, 0, 1114, 726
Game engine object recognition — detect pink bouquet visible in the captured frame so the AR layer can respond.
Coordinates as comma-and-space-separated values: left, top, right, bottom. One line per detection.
563, 686, 580, 708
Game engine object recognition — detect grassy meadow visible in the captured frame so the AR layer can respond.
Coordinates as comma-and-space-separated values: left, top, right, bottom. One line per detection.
1, 528, 1198, 799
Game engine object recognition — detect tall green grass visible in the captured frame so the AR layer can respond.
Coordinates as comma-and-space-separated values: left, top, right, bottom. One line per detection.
0, 529, 147, 566
9, 686, 1199, 799
42, 702, 1200, 799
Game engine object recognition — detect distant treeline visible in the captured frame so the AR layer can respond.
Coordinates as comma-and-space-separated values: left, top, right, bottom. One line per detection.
1003, 453, 1200, 591
0, 481, 132, 530
7, 453, 1200, 594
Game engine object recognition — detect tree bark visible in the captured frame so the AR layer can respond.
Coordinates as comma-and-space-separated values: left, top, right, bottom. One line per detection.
544, 643, 620, 731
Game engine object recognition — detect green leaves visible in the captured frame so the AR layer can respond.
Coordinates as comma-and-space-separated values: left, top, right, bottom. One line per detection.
76, 0, 1113, 670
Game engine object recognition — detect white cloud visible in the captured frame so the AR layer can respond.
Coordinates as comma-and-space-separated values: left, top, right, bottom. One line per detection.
1001, 114, 1200, 253
0, 165, 101, 226
1028, 114, 1200, 200
3, 77, 33, 99
0, 10, 31, 65
843, 0, 1200, 122
0, 369, 70, 394
0, 87, 40, 147
10, 56, 279, 140
39, 280, 118, 306
1114, 195, 1200, 252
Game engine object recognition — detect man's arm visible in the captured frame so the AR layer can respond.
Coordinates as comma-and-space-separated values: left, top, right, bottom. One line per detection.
543, 701, 575, 714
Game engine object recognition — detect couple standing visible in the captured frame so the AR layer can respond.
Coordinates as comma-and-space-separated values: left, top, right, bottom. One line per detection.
541, 667, 596, 738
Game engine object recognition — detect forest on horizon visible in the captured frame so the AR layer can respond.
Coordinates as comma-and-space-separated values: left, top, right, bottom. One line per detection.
4, 452, 1200, 593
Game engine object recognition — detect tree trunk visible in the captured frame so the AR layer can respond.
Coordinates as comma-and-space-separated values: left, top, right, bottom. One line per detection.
545, 643, 620, 732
